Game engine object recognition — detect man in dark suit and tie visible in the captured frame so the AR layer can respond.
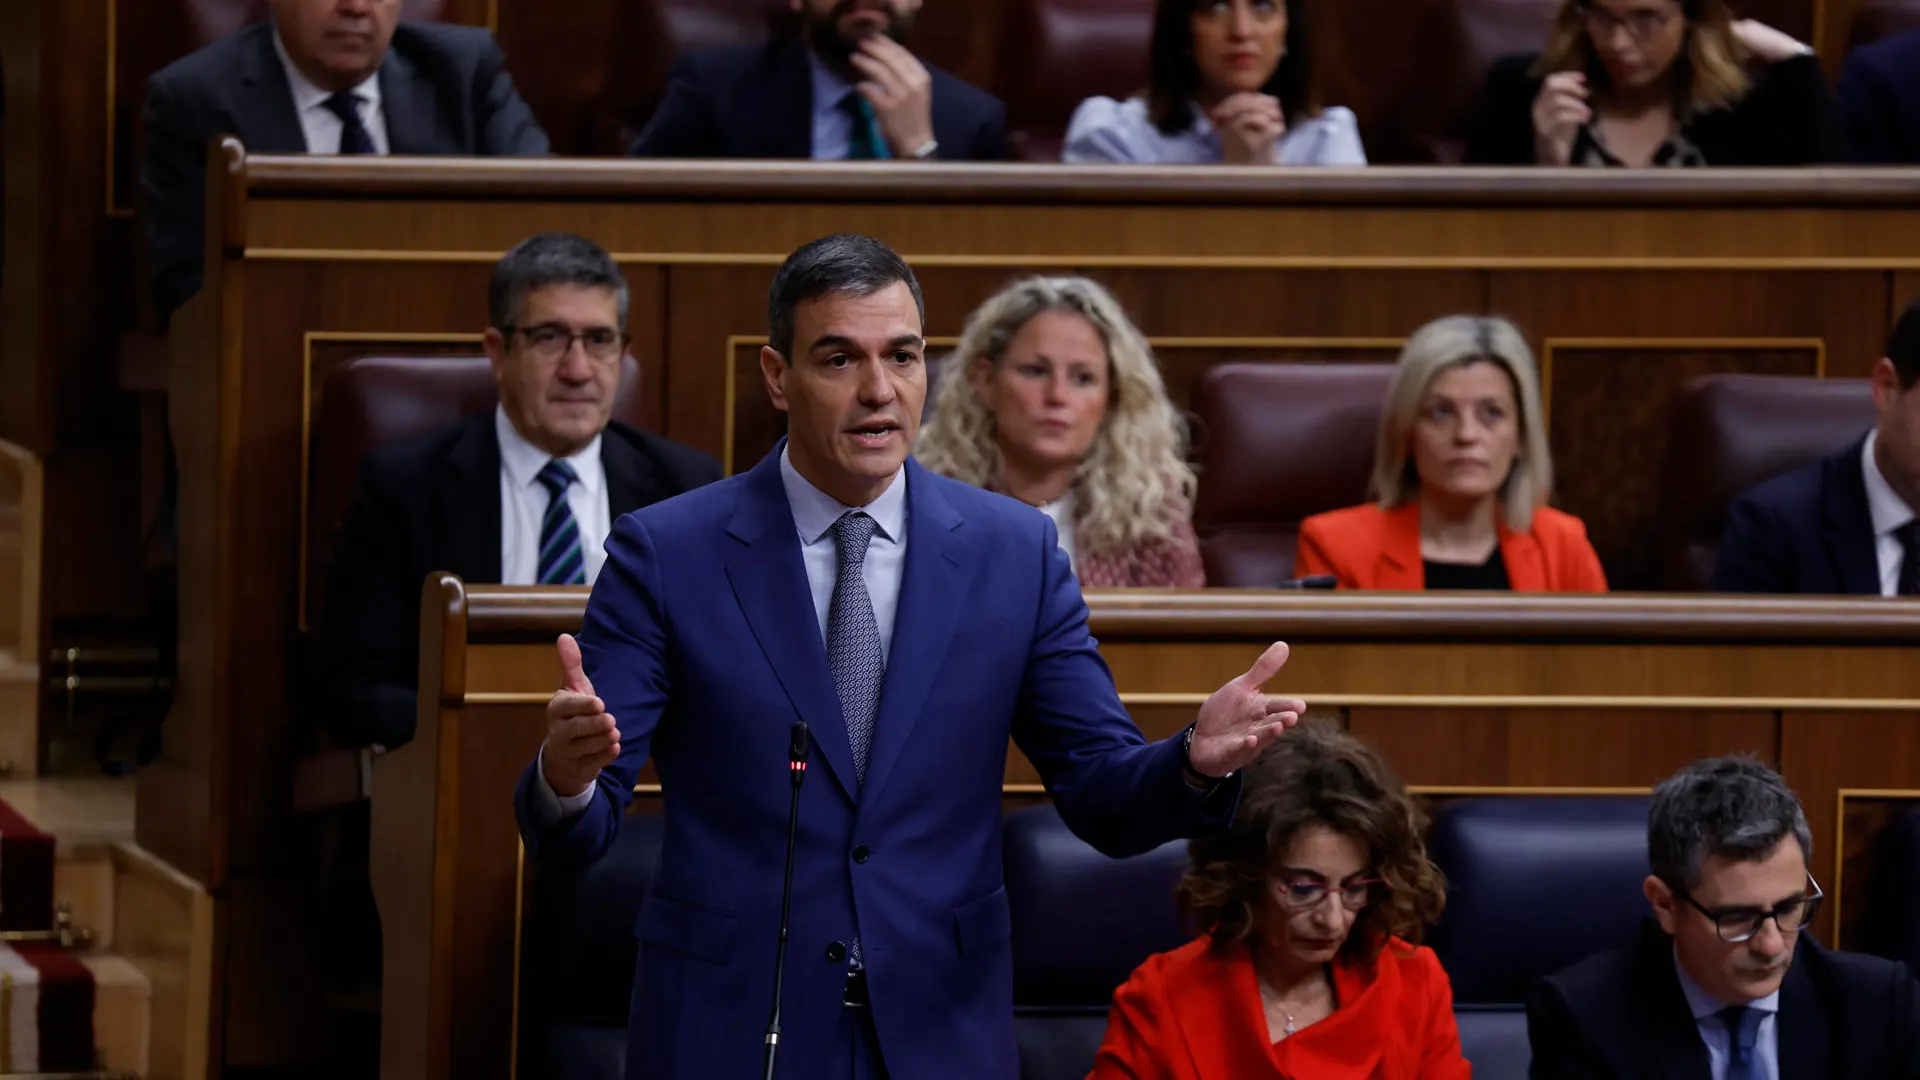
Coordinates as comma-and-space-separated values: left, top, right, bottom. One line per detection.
631, 0, 1005, 161
1838, 28, 1920, 163
1712, 297, 1920, 595
1528, 756, 1920, 1079
140, 0, 550, 317
316, 232, 718, 752
515, 234, 1301, 1079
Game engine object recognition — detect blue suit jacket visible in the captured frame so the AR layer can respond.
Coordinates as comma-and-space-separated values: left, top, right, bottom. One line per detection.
1711, 434, 1881, 595
514, 447, 1233, 1079
1838, 29, 1920, 164
630, 37, 1006, 161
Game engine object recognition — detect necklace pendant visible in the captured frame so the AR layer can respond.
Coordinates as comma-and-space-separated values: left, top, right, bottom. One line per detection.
1283, 1014, 1296, 1036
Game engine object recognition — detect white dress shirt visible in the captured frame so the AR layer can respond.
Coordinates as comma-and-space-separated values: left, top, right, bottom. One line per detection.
1062, 96, 1366, 166
535, 446, 909, 817
1038, 493, 1077, 574
495, 407, 611, 587
1862, 431, 1918, 597
272, 29, 391, 155
1674, 949, 1780, 1080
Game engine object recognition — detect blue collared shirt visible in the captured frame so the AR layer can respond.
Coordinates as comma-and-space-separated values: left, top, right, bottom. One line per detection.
778, 444, 907, 663
1062, 95, 1366, 166
807, 49, 892, 161
1674, 949, 1781, 1080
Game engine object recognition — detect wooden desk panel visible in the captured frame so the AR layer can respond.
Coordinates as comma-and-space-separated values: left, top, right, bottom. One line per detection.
372, 582, 1920, 1080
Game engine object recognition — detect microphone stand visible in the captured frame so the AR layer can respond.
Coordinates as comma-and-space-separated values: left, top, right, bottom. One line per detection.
764, 722, 809, 1080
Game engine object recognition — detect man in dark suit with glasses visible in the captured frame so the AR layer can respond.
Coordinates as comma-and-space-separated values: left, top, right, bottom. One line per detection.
1528, 756, 1920, 1079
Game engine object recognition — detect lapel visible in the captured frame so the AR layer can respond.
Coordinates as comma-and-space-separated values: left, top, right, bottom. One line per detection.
760, 37, 820, 159
1498, 519, 1548, 590
1630, 924, 1717, 1080
721, 445, 860, 801
1823, 437, 1882, 596
599, 425, 659, 519
237, 24, 309, 152
437, 413, 505, 584
377, 46, 447, 154
860, 461, 979, 807
1175, 942, 1284, 1078
1776, 941, 1830, 1079
1374, 503, 1426, 589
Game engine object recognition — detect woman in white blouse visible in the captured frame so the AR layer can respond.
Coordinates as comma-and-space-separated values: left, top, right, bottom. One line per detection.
1064, 0, 1365, 166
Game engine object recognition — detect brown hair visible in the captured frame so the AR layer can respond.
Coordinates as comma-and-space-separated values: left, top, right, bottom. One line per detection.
1176, 721, 1446, 964
1534, 0, 1753, 115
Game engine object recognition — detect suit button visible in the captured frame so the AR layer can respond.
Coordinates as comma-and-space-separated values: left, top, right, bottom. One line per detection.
852, 845, 870, 864
826, 941, 847, 963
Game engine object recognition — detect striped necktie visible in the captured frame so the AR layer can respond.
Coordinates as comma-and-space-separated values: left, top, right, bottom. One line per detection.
535, 460, 585, 586
841, 93, 889, 160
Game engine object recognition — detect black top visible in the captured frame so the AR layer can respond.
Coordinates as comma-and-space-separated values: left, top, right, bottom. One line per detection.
1424, 550, 1511, 590
1464, 51, 1846, 166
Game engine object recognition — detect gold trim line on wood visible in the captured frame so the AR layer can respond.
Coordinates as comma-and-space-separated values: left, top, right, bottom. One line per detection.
298, 331, 488, 632
626, 782, 1653, 797
238, 248, 1920, 272
1539, 337, 1830, 433
469, 691, 1920, 709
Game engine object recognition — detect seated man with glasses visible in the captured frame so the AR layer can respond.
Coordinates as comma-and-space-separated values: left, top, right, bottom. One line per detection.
1091, 721, 1468, 1078
1529, 756, 1920, 1079
314, 231, 719, 752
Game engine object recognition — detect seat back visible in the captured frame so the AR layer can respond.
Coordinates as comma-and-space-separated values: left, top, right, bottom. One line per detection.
597, 0, 790, 152
1848, 1, 1920, 49
1426, 797, 1653, 1004
304, 354, 644, 626
996, 0, 1157, 162
1190, 362, 1393, 586
1455, 1004, 1532, 1080
1656, 374, 1872, 591
1862, 806, 1920, 972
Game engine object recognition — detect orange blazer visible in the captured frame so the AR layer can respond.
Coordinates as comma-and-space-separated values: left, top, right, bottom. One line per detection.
1294, 502, 1607, 592
1090, 936, 1471, 1080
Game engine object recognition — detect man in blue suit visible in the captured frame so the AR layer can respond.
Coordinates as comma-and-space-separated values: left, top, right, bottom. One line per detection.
1837, 28, 1920, 164
1712, 297, 1920, 595
630, 0, 1005, 161
514, 234, 1302, 1079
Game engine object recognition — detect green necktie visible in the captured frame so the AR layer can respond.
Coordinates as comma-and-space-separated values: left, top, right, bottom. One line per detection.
843, 94, 888, 160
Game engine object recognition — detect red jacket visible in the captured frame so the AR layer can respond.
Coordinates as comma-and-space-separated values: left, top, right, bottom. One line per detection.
1295, 501, 1607, 592
1090, 936, 1472, 1080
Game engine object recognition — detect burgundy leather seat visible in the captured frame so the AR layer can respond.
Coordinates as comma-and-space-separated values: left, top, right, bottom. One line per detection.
995, 0, 1156, 162
1191, 363, 1394, 587
596, 0, 790, 153
1656, 374, 1873, 592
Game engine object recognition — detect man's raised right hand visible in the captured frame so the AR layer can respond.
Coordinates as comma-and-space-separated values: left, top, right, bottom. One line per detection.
541, 633, 621, 798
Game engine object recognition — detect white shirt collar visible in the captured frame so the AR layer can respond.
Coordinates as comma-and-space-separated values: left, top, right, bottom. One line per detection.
495, 406, 604, 498
778, 442, 906, 546
1862, 430, 1917, 539
806, 46, 859, 110
272, 25, 383, 117
1673, 945, 1781, 1020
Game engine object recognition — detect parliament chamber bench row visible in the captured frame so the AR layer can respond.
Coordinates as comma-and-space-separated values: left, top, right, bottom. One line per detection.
520, 796, 1920, 1080
363, 579, 1920, 1080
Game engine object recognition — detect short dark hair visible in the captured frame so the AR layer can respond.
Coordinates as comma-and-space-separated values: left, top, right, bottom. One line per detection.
1176, 721, 1446, 963
1886, 296, 1920, 390
1146, 0, 1316, 137
1649, 756, 1812, 894
766, 234, 925, 359
488, 232, 629, 332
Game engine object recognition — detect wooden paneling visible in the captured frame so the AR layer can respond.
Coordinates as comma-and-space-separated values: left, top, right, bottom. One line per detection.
1355, 708, 1778, 788
0, 0, 49, 455
1780, 710, 1920, 940
1835, 794, 1920, 951
112, 842, 214, 1080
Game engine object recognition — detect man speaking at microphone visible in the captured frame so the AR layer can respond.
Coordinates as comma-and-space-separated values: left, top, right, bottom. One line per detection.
513, 233, 1304, 1080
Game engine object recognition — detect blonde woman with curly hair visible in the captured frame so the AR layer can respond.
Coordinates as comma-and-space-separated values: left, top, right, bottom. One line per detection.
1090, 721, 1466, 1078
917, 276, 1205, 588
1466, 0, 1842, 166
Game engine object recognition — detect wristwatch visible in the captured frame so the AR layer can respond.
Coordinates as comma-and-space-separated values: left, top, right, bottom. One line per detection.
1180, 723, 1229, 787
911, 139, 940, 160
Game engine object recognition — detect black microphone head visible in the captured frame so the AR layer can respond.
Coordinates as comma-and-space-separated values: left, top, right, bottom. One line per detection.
789, 722, 810, 763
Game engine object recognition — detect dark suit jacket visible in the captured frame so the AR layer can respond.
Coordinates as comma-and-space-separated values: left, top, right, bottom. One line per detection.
1711, 434, 1881, 595
631, 37, 1006, 161
1838, 29, 1920, 163
1465, 52, 1846, 165
141, 20, 549, 316
1528, 920, 1920, 1079
313, 413, 719, 750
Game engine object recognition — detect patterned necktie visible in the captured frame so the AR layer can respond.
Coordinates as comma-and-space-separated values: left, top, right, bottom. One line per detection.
535, 460, 585, 586
322, 90, 375, 154
841, 93, 888, 161
1718, 1006, 1764, 1080
828, 512, 884, 785
1897, 520, 1920, 597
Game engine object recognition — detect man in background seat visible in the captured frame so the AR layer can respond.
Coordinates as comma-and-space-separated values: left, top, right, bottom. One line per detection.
631, 0, 1005, 161
315, 232, 718, 752
1712, 297, 1920, 595
141, 0, 549, 318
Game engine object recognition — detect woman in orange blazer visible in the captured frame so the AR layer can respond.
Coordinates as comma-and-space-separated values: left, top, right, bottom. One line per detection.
917, 277, 1205, 588
1295, 315, 1607, 592
1090, 722, 1469, 1080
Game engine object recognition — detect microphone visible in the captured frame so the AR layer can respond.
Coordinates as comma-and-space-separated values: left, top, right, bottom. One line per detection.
1277, 574, 1338, 589
764, 721, 809, 1080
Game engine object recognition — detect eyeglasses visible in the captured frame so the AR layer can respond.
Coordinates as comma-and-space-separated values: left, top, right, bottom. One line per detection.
1678, 877, 1824, 943
1274, 875, 1386, 912
1575, 0, 1678, 40
505, 323, 628, 364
